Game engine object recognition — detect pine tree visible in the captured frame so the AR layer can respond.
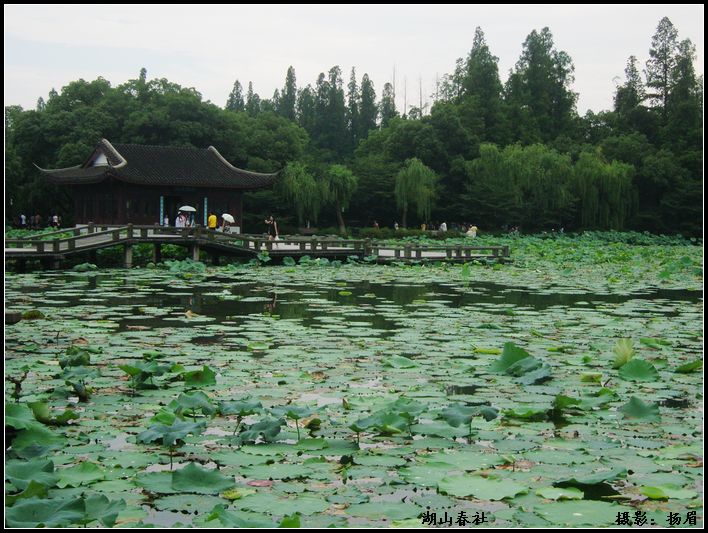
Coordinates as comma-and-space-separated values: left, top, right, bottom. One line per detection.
380, 82, 398, 128
279, 66, 297, 121
614, 56, 645, 115
460, 27, 505, 143
645, 16, 679, 119
297, 85, 316, 135
347, 67, 360, 152
245, 82, 261, 117
358, 74, 378, 141
504, 27, 577, 143
226, 80, 245, 112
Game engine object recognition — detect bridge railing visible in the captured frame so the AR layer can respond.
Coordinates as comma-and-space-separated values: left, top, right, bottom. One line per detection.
370, 242, 510, 260
6, 225, 510, 262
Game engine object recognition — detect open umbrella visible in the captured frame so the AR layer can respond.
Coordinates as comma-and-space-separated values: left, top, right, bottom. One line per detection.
179, 205, 197, 212
222, 213, 235, 223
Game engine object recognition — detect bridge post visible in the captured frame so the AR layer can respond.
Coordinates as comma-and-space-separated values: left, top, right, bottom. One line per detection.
503, 245, 509, 258
124, 243, 133, 269
363, 239, 372, 257
311, 238, 318, 252
404, 244, 412, 259
152, 243, 162, 264
127, 223, 134, 239
190, 243, 200, 261
88, 222, 94, 234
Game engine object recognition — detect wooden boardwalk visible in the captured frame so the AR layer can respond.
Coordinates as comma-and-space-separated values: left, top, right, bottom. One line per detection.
5, 224, 510, 269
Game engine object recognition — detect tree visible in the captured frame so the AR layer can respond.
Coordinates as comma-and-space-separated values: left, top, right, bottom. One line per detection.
459, 27, 506, 143
346, 67, 360, 152
504, 27, 578, 143
226, 80, 245, 112
321, 164, 358, 234
276, 162, 323, 226
279, 66, 297, 121
380, 82, 398, 127
394, 158, 437, 227
645, 16, 678, 118
614, 56, 645, 121
296, 85, 316, 135
358, 74, 377, 141
245, 82, 260, 117
571, 151, 635, 230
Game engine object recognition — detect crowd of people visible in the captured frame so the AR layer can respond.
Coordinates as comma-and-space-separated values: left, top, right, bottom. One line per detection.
15, 213, 62, 230
383, 221, 482, 237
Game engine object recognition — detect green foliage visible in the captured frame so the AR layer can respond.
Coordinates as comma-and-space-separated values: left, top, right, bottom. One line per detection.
235, 417, 285, 445
137, 419, 207, 447
620, 397, 661, 423
394, 158, 438, 227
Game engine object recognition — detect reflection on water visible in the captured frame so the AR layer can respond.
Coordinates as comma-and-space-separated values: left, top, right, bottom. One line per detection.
8, 272, 702, 335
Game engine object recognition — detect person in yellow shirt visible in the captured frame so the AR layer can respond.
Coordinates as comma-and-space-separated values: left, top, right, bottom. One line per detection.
207, 212, 217, 229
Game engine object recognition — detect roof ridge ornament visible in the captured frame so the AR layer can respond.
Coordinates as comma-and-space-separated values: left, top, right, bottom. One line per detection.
100, 138, 128, 168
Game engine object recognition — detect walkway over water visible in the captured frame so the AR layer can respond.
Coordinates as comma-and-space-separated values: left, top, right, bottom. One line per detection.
5, 224, 510, 268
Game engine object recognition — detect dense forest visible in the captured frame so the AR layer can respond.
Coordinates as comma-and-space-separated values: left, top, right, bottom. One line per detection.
4, 17, 703, 235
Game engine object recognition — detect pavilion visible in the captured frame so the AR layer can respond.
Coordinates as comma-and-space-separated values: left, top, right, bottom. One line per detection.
37, 139, 278, 231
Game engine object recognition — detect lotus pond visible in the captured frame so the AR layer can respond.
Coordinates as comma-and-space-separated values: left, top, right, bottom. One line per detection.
4, 234, 704, 527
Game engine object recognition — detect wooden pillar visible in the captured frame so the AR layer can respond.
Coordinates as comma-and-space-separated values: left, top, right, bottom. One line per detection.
152, 243, 162, 264
190, 243, 200, 261
363, 239, 372, 257
124, 243, 133, 269
211, 253, 220, 266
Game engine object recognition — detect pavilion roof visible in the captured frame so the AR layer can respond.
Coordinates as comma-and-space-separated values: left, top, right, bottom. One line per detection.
37, 139, 278, 189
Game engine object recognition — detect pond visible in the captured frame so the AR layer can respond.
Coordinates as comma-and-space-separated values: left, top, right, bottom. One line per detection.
4, 262, 704, 527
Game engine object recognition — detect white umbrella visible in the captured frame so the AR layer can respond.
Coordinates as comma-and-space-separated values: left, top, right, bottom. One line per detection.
179, 205, 197, 212
222, 213, 235, 223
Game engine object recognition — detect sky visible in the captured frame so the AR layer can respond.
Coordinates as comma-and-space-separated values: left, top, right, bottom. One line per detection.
4, 4, 704, 115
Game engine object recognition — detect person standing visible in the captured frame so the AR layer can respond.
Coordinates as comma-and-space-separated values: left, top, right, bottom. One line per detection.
265, 215, 278, 241
19, 213, 27, 229
207, 212, 217, 230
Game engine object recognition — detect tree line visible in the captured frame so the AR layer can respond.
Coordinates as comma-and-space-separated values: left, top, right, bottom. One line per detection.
5, 17, 702, 235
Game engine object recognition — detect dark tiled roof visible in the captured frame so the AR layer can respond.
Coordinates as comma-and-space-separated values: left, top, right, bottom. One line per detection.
38, 139, 278, 189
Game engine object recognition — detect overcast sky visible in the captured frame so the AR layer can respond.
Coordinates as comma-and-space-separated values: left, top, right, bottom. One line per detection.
4, 4, 704, 116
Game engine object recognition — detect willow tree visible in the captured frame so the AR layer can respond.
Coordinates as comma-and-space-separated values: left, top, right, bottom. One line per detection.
277, 162, 323, 227
394, 158, 437, 228
321, 164, 358, 234
571, 151, 635, 230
